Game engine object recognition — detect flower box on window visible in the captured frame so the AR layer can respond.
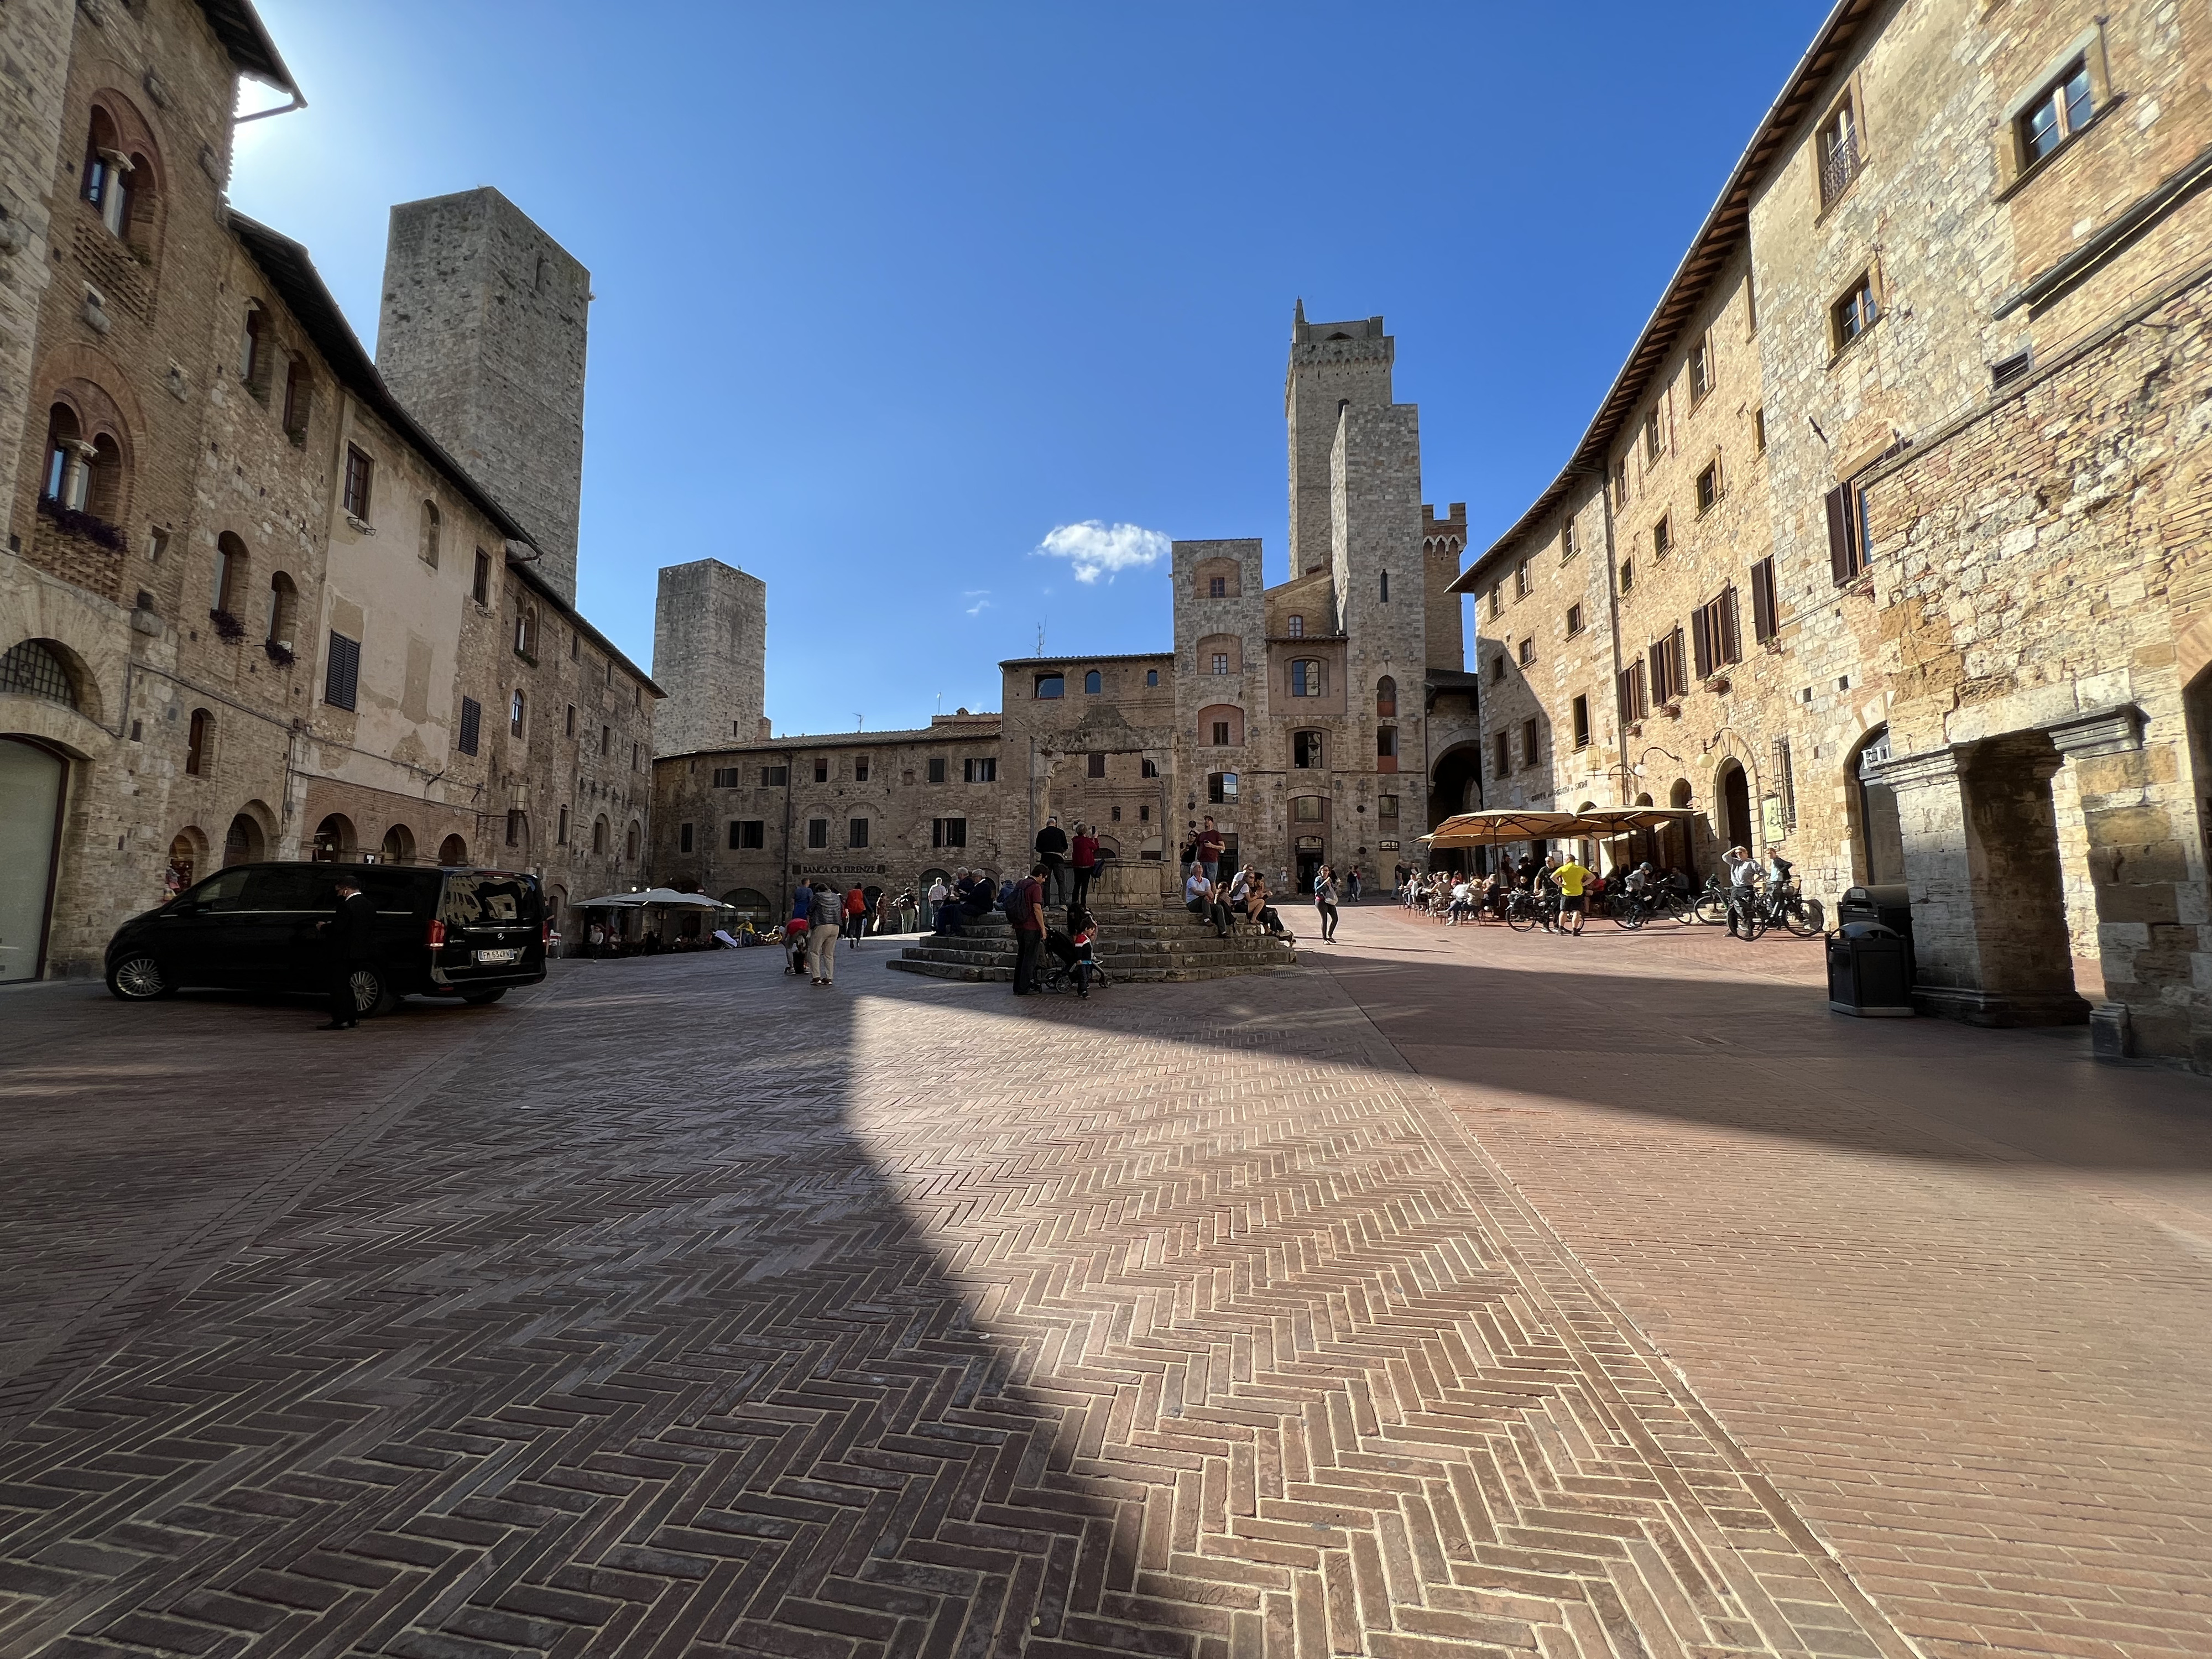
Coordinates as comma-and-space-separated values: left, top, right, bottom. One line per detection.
1702, 674, 1731, 695
208, 608, 246, 643
36, 495, 126, 551
263, 640, 295, 667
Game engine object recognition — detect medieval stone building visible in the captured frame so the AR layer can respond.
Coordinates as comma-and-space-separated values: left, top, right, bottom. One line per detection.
648, 312, 1480, 910
1456, 0, 2212, 1062
0, 0, 655, 982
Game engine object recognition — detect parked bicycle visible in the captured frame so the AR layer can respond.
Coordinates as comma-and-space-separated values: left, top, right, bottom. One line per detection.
1504, 887, 1560, 932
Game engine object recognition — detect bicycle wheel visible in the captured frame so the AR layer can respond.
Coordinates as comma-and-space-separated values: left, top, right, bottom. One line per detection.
1739, 905, 1769, 940
1693, 893, 1730, 926
1506, 902, 1539, 932
1780, 896, 1824, 937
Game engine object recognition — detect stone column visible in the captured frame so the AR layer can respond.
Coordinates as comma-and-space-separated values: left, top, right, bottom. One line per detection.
2047, 706, 2185, 1060
56, 437, 95, 510
1875, 737, 2091, 1026
96, 149, 132, 238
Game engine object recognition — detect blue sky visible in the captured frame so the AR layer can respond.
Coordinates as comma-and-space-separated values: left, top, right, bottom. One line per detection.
234, 2, 1829, 737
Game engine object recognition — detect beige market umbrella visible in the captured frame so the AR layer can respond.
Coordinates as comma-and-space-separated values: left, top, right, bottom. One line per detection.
1422, 809, 1588, 848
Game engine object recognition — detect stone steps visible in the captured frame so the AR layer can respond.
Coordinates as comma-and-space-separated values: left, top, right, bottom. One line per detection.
888, 903, 1297, 984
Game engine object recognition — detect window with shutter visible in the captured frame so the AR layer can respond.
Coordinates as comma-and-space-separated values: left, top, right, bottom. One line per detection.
1692, 607, 1714, 680
324, 631, 359, 711
458, 695, 481, 755
1825, 484, 1864, 582
1751, 557, 1778, 643
1718, 585, 1741, 664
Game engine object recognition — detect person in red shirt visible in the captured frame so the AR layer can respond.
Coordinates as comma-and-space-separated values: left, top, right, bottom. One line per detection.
1070, 822, 1100, 912
1195, 816, 1225, 884
844, 884, 867, 949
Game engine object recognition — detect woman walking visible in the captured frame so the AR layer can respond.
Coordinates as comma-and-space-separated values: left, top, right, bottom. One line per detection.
1313, 865, 1340, 942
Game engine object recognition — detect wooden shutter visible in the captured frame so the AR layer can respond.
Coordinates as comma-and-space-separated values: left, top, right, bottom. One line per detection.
1720, 586, 1741, 664
1616, 667, 1635, 728
1825, 484, 1857, 582
324, 630, 359, 711
458, 695, 481, 754
1751, 557, 1777, 642
1692, 606, 1714, 680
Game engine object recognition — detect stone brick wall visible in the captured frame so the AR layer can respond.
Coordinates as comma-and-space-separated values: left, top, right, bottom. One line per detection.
376, 189, 589, 605
651, 718, 1011, 916
1456, 0, 2212, 1061
652, 557, 765, 758
0, 0, 72, 520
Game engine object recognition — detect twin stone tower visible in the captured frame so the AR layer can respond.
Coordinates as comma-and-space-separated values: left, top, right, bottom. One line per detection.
373, 185, 763, 759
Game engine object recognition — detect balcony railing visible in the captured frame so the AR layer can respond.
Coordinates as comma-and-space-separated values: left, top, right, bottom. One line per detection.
1819, 131, 1862, 210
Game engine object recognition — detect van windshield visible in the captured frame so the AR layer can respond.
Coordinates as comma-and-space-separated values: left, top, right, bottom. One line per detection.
441, 873, 539, 928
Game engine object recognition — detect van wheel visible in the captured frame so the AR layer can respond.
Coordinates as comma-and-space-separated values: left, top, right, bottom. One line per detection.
460, 987, 507, 1005
350, 966, 400, 1018
107, 954, 173, 1001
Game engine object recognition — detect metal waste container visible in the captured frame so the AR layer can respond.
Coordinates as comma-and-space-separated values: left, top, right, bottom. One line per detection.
1827, 921, 1915, 1017
1838, 883, 1914, 982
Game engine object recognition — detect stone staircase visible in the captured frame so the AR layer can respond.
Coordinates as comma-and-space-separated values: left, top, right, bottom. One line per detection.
886, 901, 1297, 984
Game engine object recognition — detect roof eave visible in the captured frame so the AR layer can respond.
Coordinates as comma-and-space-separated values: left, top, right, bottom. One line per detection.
1451, 0, 1882, 596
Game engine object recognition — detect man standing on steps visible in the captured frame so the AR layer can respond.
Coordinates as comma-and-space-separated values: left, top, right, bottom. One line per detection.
1069, 821, 1099, 914
1035, 815, 1070, 906
1195, 816, 1225, 886
1010, 863, 1048, 995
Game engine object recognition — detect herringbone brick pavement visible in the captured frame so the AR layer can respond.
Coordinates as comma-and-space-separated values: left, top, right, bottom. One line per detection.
0, 948, 1914, 1659
1339, 902, 2212, 1659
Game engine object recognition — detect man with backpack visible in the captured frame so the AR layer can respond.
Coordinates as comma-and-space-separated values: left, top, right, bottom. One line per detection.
1009, 863, 1048, 995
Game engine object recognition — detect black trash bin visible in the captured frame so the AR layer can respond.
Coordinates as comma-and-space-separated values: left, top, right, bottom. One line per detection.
1838, 883, 1914, 982
1827, 921, 1915, 1017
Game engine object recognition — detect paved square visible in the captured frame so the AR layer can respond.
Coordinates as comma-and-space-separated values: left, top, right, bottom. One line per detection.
0, 907, 2205, 1659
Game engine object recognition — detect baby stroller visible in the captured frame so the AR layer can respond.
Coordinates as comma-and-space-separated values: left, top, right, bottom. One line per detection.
1039, 920, 1110, 996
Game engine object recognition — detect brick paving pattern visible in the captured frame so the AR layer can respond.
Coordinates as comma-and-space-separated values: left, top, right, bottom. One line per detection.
0, 945, 1912, 1659
1342, 904, 2212, 1659
0, 908, 2204, 1659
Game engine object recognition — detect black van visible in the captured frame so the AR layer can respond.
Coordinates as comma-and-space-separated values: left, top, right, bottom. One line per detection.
105, 863, 547, 1015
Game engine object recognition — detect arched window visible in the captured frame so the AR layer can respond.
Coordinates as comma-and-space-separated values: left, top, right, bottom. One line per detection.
509, 689, 525, 737
82, 109, 131, 237
380, 824, 415, 865
185, 708, 211, 775
84, 434, 122, 521
311, 814, 354, 863
281, 359, 310, 440
43, 406, 82, 505
166, 831, 201, 891
1197, 704, 1243, 748
1376, 675, 1397, 716
420, 500, 441, 568
1379, 571, 1390, 603
265, 572, 298, 649
212, 531, 246, 619
1084, 669, 1102, 694
514, 605, 538, 659
1035, 674, 1065, 700
239, 305, 270, 399
223, 813, 265, 867
438, 833, 467, 865
1288, 614, 1305, 638
592, 816, 609, 854
0, 639, 80, 708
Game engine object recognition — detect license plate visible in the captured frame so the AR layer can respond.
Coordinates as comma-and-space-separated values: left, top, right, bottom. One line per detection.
474, 947, 520, 965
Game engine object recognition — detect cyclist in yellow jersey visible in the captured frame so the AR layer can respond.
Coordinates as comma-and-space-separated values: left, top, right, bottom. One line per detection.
1553, 856, 1591, 936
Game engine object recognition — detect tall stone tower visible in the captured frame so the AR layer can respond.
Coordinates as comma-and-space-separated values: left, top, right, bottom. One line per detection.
377, 187, 589, 603
1286, 305, 1394, 579
653, 559, 768, 757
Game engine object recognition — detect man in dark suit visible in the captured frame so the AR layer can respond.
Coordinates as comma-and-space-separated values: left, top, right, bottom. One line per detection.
319, 877, 377, 1030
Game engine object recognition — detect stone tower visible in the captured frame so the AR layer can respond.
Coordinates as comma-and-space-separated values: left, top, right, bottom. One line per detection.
1286, 305, 1394, 579
653, 559, 768, 757
377, 187, 589, 603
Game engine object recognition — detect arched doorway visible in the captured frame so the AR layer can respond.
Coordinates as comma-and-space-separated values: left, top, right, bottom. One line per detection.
311, 813, 354, 863
1718, 760, 1751, 852
0, 737, 67, 983
223, 812, 266, 867
380, 823, 416, 865
1849, 727, 1905, 884
437, 833, 467, 865
1665, 779, 1695, 875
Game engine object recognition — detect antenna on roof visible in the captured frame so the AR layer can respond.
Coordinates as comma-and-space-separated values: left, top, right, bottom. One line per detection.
1037, 618, 1046, 655
854, 712, 863, 731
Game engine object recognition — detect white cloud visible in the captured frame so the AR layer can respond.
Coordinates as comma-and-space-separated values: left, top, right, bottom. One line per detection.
1033, 520, 1169, 584
966, 598, 991, 615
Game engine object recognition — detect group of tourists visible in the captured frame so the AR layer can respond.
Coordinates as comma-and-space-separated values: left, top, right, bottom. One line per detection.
1182, 862, 1297, 942
784, 879, 876, 985
919, 857, 1100, 998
